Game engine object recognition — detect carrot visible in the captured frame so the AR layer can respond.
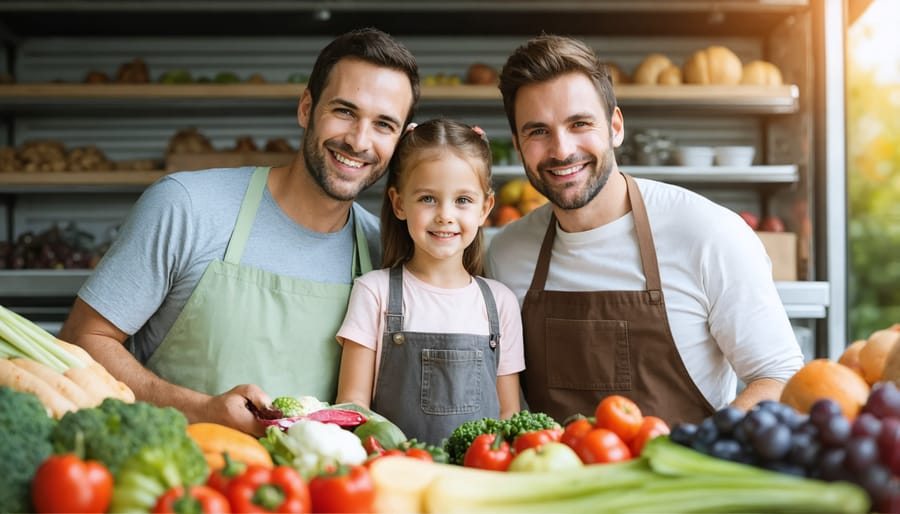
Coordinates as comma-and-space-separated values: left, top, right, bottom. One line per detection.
0, 358, 78, 418
10, 358, 95, 408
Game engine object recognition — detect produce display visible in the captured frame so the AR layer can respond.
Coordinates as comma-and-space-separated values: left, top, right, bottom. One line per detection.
0, 224, 108, 270
489, 178, 549, 227
3, 310, 896, 513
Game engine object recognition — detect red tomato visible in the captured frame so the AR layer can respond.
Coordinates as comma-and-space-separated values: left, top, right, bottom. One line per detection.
463, 433, 513, 471
560, 418, 594, 451
308, 465, 375, 514
512, 428, 563, 455
31, 454, 113, 514
594, 395, 644, 443
574, 428, 632, 464
227, 465, 310, 513
153, 485, 231, 514
629, 416, 670, 456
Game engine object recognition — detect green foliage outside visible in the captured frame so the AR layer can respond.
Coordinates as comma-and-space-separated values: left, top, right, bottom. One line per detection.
846, 31, 900, 340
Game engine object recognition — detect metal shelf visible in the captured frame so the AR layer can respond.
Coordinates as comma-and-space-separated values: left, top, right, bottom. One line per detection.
0, 84, 800, 114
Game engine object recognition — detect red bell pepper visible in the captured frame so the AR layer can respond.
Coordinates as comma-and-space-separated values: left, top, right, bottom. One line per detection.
152, 485, 231, 514
31, 453, 113, 513
463, 432, 513, 471
226, 465, 310, 513
308, 464, 375, 513
206, 452, 247, 496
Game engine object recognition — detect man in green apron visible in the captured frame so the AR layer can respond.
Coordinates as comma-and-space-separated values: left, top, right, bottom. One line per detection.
485, 35, 804, 424
59, 28, 420, 436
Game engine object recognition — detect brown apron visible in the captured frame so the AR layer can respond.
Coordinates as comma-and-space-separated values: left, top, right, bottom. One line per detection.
521, 174, 715, 427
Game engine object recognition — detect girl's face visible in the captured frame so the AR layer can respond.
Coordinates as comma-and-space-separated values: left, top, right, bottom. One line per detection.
388, 150, 494, 268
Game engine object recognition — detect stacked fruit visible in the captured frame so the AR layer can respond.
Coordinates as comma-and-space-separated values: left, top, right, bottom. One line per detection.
489, 179, 549, 227
670, 384, 900, 513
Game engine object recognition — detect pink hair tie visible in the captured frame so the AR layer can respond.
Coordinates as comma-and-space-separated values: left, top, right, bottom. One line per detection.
472, 125, 486, 137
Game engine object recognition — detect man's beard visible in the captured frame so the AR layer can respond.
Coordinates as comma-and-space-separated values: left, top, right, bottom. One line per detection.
524, 146, 615, 210
301, 117, 386, 202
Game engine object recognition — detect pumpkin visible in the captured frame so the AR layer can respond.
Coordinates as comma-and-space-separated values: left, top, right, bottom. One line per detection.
859, 328, 900, 385
741, 60, 783, 86
683, 46, 743, 85
186, 422, 273, 470
780, 359, 870, 420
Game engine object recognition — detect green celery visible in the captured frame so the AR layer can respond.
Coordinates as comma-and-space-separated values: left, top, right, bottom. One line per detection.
0, 304, 85, 371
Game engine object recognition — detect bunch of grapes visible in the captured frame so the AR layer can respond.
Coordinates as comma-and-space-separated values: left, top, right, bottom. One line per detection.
670, 382, 900, 513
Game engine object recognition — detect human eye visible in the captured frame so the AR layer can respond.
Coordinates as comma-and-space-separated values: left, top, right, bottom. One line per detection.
456, 196, 474, 205
418, 195, 435, 204
334, 108, 354, 118
527, 128, 548, 137
375, 120, 398, 133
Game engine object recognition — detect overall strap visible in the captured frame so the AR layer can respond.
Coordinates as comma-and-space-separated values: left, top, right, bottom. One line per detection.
473, 276, 500, 351
224, 167, 270, 264
385, 265, 404, 333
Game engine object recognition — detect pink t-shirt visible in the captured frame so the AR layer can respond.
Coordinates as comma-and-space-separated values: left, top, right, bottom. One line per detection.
337, 266, 525, 394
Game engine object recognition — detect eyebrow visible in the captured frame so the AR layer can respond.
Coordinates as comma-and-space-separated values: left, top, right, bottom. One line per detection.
519, 112, 597, 134
331, 98, 402, 128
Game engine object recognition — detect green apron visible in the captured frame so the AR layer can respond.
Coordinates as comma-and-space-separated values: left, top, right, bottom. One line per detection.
146, 166, 372, 399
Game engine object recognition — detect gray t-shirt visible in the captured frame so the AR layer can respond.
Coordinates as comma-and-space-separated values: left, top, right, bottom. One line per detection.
79, 166, 381, 364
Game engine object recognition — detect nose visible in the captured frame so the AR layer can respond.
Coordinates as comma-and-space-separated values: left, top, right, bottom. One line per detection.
435, 203, 454, 224
549, 131, 576, 160
345, 121, 372, 152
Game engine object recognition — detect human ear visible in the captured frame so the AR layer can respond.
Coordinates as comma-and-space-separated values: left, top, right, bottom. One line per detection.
480, 194, 496, 225
388, 187, 406, 220
297, 89, 313, 129
611, 106, 625, 148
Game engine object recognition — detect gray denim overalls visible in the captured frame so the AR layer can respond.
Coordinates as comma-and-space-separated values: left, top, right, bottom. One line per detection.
370, 265, 501, 446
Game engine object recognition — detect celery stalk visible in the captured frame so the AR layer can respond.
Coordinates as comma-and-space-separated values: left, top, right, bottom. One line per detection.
0, 304, 84, 371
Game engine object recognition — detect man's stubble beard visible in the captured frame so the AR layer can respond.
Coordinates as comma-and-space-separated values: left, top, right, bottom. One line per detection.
523, 144, 616, 211
301, 116, 388, 202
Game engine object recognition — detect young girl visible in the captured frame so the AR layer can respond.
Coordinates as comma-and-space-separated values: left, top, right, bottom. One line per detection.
335, 119, 524, 446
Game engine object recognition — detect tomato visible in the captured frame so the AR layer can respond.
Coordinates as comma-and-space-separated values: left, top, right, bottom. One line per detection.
403, 448, 435, 462
560, 418, 594, 451
574, 428, 632, 464
512, 428, 564, 455
31, 454, 113, 514
594, 395, 644, 443
153, 485, 231, 514
308, 465, 375, 514
463, 433, 513, 471
227, 465, 310, 513
629, 416, 670, 456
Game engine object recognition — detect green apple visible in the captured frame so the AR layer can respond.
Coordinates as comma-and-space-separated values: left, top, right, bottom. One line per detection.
508, 442, 583, 472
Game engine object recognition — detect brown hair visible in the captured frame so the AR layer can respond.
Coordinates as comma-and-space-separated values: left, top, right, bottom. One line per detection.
381, 119, 494, 276
499, 34, 616, 137
306, 27, 420, 125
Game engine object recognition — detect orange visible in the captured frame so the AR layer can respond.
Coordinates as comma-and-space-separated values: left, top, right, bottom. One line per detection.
493, 205, 522, 226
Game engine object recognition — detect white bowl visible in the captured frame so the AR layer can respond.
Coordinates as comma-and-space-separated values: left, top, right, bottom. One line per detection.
714, 146, 756, 167
675, 146, 714, 167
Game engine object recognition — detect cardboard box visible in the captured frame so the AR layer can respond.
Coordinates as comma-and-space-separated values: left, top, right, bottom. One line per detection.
166, 152, 294, 172
756, 231, 797, 281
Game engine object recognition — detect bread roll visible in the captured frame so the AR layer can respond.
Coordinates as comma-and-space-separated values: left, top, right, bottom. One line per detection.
657, 65, 683, 85
741, 60, 783, 86
632, 54, 674, 85
684, 46, 743, 85
601, 62, 629, 85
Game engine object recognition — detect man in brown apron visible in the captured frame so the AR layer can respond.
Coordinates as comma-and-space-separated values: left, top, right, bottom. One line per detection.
59, 29, 420, 436
486, 35, 804, 426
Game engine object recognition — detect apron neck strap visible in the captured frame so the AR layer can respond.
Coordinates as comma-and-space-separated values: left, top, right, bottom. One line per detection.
352, 206, 373, 278
224, 167, 270, 264
527, 173, 662, 297
624, 174, 663, 295
385, 265, 404, 332
473, 276, 501, 350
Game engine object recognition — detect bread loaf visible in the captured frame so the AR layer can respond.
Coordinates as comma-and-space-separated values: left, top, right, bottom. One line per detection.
741, 60, 783, 86
632, 54, 674, 85
683, 46, 743, 85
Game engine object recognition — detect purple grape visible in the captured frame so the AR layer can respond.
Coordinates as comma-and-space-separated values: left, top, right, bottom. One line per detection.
809, 398, 843, 428
866, 382, 900, 418
819, 414, 852, 447
852, 412, 883, 438
752, 422, 792, 461
878, 417, 900, 462
787, 431, 822, 469
712, 406, 745, 435
709, 438, 744, 462
669, 423, 698, 446
858, 464, 892, 506
844, 435, 880, 472
819, 447, 851, 482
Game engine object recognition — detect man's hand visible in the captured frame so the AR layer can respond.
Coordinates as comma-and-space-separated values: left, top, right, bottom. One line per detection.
206, 384, 272, 437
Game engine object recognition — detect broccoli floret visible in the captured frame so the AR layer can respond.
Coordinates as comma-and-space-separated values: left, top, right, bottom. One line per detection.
0, 386, 56, 514
443, 417, 503, 465
271, 396, 304, 417
500, 410, 561, 442
50, 398, 207, 482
